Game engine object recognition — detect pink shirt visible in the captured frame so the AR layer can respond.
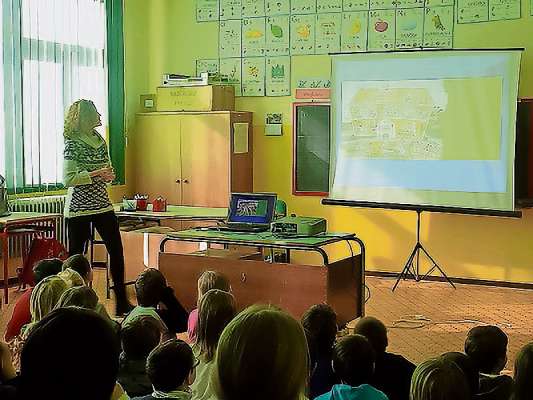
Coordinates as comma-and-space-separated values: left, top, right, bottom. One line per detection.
187, 308, 199, 343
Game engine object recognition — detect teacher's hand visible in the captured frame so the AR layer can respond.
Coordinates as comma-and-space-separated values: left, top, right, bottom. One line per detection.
89, 167, 115, 183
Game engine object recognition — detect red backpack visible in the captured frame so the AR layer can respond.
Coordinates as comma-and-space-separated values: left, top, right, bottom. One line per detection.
18, 236, 68, 287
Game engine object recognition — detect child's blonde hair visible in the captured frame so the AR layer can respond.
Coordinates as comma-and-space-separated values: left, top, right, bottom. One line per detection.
197, 270, 230, 302
214, 304, 309, 400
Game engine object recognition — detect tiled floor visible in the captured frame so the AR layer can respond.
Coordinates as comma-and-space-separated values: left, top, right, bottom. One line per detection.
1, 272, 532, 372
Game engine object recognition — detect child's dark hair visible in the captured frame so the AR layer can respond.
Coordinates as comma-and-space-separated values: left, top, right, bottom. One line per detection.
146, 339, 194, 392
354, 316, 388, 355
33, 258, 63, 284
121, 316, 161, 360
301, 304, 337, 359
62, 254, 91, 281
135, 268, 166, 307
465, 325, 508, 374
333, 334, 375, 386
196, 289, 236, 362
512, 343, 533, 400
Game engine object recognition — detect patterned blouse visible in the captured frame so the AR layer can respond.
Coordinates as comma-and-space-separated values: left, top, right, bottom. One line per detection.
63, 132, 113, 218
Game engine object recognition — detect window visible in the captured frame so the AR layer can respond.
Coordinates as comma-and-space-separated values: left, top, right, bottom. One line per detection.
1, 0, 109, 192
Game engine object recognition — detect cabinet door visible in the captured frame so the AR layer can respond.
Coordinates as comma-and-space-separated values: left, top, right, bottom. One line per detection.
179, 114, 231, 207
135, 115, 182, 204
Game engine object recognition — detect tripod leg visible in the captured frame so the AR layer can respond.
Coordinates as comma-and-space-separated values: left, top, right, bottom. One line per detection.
419, 245, 456, 289
392, 245, 419, 291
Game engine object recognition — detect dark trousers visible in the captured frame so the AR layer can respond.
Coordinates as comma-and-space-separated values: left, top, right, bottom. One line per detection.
67, 211, 127, 302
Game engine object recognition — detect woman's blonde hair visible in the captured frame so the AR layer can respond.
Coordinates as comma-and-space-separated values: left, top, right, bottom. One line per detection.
213, 304, 309, 400
63, 99, 96, 139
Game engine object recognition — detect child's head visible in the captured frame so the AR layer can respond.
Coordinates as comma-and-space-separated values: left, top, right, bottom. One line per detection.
30, 275, 68, 323
512, 343, 533, 400
197, 270, 230, 301
33, 258, 63, 284
197, 289, 236, 362
56, 286, 99, 310
121, 316, 161, 360
146, 339, 195, 393
135, 268, 167, 307
440, 352, 479, 394
410, 358, 470, 400
301, 304, 337, 359
62, 254, 92, 284
214, 304, 308, 400
464, 325, 508, 374
353, 316, 388, 355
332, 334, 375, 387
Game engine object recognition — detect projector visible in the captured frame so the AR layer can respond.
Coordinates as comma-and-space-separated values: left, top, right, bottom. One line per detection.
271, 216, 327, 236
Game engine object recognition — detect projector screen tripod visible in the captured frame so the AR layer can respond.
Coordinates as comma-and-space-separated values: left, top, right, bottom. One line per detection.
392, 209, 455, 291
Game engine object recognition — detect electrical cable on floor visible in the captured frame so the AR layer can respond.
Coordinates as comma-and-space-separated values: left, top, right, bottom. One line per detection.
390, 314, 513, 330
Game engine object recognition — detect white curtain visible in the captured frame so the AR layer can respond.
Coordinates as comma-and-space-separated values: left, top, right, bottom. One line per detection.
1, 0, 107, 191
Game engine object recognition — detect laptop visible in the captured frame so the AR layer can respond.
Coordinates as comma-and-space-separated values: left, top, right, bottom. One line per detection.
213, 192, 277, 233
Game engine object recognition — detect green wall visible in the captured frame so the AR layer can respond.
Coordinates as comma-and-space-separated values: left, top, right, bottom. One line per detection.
124, 0, 533, 283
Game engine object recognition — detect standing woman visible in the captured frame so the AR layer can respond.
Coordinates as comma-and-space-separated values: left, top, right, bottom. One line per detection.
63, 99, 132, 315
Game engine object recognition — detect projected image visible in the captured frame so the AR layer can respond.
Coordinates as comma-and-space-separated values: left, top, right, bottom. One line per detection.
341, 78, 502, 161
235, 199, 268, 217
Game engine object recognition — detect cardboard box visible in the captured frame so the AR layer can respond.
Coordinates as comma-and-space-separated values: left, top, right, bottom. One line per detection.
156, 85, 235, 112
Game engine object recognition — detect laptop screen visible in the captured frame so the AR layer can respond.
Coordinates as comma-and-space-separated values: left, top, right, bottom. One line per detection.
228, 193, 277, 225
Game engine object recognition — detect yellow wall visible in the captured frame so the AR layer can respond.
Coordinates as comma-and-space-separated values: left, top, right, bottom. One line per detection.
123, 0, 533, 283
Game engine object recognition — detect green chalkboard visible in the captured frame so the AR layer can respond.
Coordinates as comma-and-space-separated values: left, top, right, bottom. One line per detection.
293, 103, 330, 195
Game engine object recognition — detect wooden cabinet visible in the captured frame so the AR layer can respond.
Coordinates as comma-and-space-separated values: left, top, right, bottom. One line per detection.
132, 111, 253, 207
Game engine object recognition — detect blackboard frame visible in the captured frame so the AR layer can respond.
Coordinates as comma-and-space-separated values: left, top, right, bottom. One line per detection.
292, 102, 331, 197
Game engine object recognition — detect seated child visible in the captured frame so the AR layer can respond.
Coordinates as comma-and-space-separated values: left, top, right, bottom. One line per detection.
464, 326, 513, 399
132, 339, 195, 400
440, 352, 479, 396
117, 316, 161, 398
123, 268, 189, 340
61, 254, 93, 285
354, 316, 416, 400
316, 334, 388, 400
512, 343, 533, 400
410, 357, 469, 400
301, 304, 338, 399
4, 258, 63, 342
191, 289, 236, 400
188, 270, 230, 343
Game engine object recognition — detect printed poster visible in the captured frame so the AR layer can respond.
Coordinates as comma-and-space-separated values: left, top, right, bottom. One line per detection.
370, 0, 397, 10
457, 0, 489, 22
242, 17, 267, 57
316, 13, 342, 54
317, 0, 343, 12
220, 58, 242, 96
424, 0, 454, 6
266, 56, 291, 96
196, 59, 220, 76
266, 16, 290, 56
291, 0, 317, 14
395, 7, 424, 49
242, 57, 266, 96
242, 0, 265, 17
265, 0, 290, 15
341, 11, 368, 52
489, 0, 521, 20
219, 20, 242, 58
423, 6, 454, 47
197, 0, 219, 21
368, 9, 396, 51
343, 0, 371, 11
290, 14, 316, 55
220, 0, 242, 20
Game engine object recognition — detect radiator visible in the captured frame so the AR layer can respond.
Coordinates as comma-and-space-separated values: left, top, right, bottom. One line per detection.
8, 195, 67, 257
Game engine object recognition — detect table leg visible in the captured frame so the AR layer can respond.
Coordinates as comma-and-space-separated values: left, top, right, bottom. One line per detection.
2, 232, 8, 304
